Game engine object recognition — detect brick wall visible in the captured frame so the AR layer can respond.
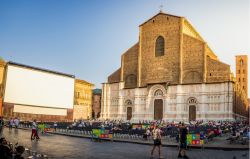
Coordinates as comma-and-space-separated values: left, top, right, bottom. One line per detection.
139, 14, 181, 87
182, 34, 204, 83
122, 43, 139, 88
206, 56, 230, 83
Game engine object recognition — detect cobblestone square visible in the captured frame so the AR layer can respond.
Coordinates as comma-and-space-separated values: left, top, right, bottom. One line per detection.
1, 129, 249, 159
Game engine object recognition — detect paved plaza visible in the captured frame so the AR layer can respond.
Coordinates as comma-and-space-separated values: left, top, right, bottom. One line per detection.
1, 128, 249, 159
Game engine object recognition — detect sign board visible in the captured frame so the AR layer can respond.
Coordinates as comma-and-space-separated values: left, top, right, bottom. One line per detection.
92, 129, 112, 139
186, 134, 204, 145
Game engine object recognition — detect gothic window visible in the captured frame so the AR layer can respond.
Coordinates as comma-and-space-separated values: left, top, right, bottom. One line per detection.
240, 59, 244, 66
188, 97, 198, 104
155, 36, 165, 57
154, 89, 163, 96
125, 99, 132, 105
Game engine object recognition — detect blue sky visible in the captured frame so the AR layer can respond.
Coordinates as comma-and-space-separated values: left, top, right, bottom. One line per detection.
0, 0, 249, 95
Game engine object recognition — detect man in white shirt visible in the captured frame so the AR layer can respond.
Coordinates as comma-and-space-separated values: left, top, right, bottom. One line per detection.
151, 125, 163, 159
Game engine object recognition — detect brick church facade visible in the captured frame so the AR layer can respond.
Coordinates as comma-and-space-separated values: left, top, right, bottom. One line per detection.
101, 12, 248, 121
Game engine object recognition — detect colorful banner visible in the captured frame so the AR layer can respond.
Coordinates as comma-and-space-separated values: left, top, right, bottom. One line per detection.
92, 129, 112, 139
186, 134, 204, 145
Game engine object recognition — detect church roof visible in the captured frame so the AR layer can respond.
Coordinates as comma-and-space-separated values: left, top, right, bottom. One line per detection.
139, 12, 183, 27
75, 79, 94, 86
108, 68, 121, 83
8, 61, 75, 78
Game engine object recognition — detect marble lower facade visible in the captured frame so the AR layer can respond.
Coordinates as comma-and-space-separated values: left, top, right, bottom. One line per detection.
101, 82, 240, 122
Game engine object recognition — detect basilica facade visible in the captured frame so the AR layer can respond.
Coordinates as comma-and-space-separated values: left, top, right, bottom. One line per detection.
101, 12, 248, 122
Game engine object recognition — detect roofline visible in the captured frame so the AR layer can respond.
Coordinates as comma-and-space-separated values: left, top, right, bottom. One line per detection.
7, 61, 75, 78
75, 78, 94, 86
139, 12, 183, 27
183, 18, 205, 41
108, 67, 121, 78
121, 42, 139, 56
235, 55, 248, 57
207, 56, 230, 67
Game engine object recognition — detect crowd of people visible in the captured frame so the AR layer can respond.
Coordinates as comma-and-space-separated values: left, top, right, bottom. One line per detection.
1, 117, 249, 159
8, 117, 20, 130
18, 119, 250, 142
45, 119, 250, 158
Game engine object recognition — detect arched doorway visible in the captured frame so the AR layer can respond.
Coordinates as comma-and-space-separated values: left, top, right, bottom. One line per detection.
154, 99, 163, 120
189, 105, 196, 121
127, 107, 132, 120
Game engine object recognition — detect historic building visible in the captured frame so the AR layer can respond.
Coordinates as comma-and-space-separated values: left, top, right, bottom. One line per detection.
74, 79, 94, 120
234, 55, 248, 118
101, 12, 248, 122
92, 89, 102, 119
236, 55, 248, 97
0, 58, 6, 116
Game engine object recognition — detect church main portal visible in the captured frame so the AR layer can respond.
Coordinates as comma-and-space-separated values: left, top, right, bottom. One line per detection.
127, 107, 132, 120
154, 99, 163, 120
189, 105, 196, 121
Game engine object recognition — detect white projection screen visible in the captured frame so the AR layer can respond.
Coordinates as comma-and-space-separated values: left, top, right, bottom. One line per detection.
4, 64, 75, 109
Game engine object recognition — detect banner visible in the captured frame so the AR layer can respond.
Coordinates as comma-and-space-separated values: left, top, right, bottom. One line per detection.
92, 129, 112, 139
186, 134, 204, 145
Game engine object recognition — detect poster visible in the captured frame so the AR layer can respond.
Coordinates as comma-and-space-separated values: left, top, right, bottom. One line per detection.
186, 134, 203, 145
92, 129, 112, 139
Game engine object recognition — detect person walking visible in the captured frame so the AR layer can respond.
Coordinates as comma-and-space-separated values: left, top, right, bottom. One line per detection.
31, 119, 40, 140
150, 125, 163, 159
178, 123, 189, 159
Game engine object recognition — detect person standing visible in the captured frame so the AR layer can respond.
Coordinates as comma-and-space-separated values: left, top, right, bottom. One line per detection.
0, 116, 4, 133
40, 121, 45, 134
178, 123, 189, 158
9, 118, 14, 130
14, 117, 19, 128
53, 122, 57, 132
146, 128, 151, 140
150, 125, 163, 159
